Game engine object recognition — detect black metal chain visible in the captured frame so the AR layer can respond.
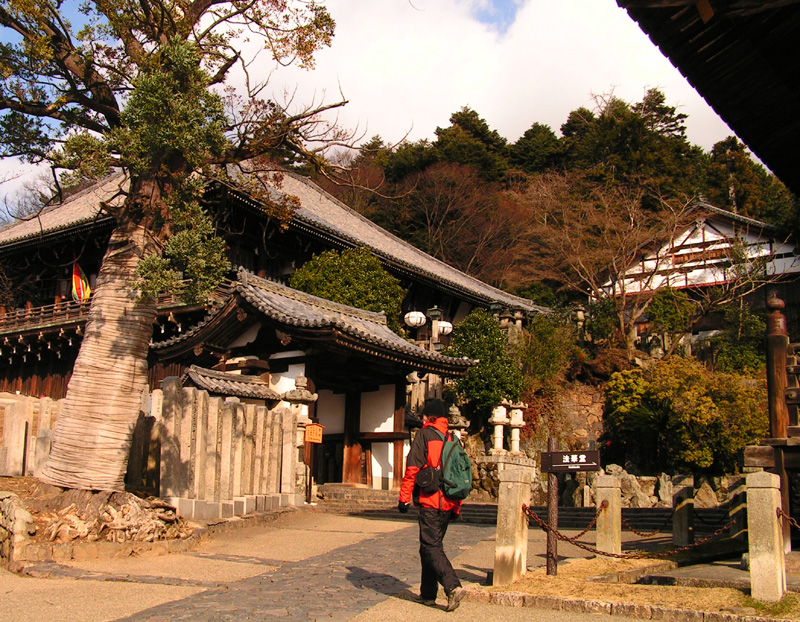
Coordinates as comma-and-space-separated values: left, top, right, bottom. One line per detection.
567, 500, 609, 540
522, 504, 738, 560
692, 509, 728, 526
620, 509, 674, 538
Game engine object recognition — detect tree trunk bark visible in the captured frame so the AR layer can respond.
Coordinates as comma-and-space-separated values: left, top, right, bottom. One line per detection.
41, 222, 158, 491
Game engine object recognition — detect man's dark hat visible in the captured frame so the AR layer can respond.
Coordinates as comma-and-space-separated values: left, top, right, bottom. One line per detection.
421, 399, 448, 419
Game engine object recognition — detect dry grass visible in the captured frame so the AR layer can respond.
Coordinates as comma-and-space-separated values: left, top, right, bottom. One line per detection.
493, 557, 800, 619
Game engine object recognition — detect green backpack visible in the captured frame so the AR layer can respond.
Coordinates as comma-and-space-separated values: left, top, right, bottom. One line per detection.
433, 429, 472, 500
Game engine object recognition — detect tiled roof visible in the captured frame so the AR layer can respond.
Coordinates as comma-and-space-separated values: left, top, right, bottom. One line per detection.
0, 174, 124, 247
181, 364, 280, 401
151, 269, 474, 373
0, 168, 545, 315
234, 269, 475, 372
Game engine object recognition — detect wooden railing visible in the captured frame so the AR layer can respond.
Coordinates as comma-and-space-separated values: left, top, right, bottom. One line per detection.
0, 299, 91, 334
0, 278, 237, 336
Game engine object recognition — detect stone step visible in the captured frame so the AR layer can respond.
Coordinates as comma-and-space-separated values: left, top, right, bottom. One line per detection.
314, 493, 732, 533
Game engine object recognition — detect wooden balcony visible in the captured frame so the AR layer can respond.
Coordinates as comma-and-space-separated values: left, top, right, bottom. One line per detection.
0, 300, 91, 337
0, 279, 237, 339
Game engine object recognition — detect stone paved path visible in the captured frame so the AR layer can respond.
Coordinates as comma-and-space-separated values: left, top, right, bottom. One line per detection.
113, 521, 495, 621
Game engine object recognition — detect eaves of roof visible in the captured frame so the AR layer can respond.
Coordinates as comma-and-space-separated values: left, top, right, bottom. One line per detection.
181, 364, 281, 401
154, 269, 476, 376
0, 173, 125, 251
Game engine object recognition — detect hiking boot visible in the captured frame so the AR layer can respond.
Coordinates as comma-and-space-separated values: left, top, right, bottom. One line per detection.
420, 597, 437, 607
445, 587, 465, 612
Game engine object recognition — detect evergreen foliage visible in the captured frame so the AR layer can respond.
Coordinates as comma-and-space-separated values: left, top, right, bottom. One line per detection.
289, 247, 407, 334
444, 309, 524, 427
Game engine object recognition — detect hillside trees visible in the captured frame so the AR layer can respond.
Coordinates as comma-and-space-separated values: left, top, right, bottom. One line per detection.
0, 0, 341, 491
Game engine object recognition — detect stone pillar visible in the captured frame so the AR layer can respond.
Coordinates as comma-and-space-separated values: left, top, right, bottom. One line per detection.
672, 474, 694, 547
2, 404, 27, 476
280, 408, 297, 502
489, 403, 509, 455
493, 467, 532, 586
159, 377, 185, 499
747, 471, 786, 602
595, 476, 621, 555
508, 403, 526, 456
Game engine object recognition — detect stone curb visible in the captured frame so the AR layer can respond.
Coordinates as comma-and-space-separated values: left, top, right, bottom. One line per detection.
463, 588, 779, 622
7, 507, 291, 573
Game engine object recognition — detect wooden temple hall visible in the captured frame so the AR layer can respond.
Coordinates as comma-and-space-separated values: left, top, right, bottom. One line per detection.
0, 170, 544, 494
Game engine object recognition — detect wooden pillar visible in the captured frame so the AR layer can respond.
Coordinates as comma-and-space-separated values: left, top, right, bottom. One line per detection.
393, 381, 406, 490
342, 390, 362, 485
766, 291, 789, 439
766, 291, 791, 552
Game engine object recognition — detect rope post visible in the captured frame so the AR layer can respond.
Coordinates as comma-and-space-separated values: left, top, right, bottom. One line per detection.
672, 474, 694, 547
546, 437, 559, 575
493, 467, 532, 586
746, 471, 786, 602
595, 475, 621, 555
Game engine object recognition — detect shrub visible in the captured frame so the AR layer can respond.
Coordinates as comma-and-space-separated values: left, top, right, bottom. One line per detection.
600, 356, 767, 474
445, 308, 524, 427
289, 247, 407, 334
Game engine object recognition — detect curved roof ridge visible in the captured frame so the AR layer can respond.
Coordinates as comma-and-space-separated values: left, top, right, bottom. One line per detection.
236, 268, 388, 325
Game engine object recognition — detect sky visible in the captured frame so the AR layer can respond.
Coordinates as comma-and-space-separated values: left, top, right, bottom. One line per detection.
0, 0, 737, 199
260, 0, 734, 151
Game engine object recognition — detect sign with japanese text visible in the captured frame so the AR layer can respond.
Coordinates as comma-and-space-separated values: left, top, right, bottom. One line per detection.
540, 450, 600, 473
304, 423, 324, 444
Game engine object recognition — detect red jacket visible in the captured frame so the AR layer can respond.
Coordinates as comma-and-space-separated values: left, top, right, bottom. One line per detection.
399, 417, 461, 513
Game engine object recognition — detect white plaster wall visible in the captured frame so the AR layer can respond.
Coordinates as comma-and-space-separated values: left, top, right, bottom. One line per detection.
371, 442, 393, 490
360, 385, 396, 489
360, 385, 395, 433
271, 363, 313, 419
316, 390, 345, 435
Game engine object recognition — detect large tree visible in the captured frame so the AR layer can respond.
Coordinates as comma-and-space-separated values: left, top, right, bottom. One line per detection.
0, 0, 342, 491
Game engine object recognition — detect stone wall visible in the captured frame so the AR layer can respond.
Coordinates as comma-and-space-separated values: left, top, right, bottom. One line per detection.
156, 378, 305, 520
0, 382, 307, 522
556, 382, 604, 449
0, 491, 34, 566
0, 393, 60, 478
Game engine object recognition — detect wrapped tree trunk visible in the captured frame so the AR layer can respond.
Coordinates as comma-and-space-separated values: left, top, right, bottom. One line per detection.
41, 222, 158, 491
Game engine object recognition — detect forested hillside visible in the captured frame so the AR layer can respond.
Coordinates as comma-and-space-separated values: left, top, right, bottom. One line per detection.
312, 89, 797, 307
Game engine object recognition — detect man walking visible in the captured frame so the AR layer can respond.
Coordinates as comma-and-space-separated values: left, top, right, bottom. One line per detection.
398, 399, 466, 612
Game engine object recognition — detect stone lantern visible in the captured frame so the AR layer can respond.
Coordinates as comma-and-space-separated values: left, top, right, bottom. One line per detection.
508, 402, 527, 456
488, 401, 510, 455
447, 403, 470, 441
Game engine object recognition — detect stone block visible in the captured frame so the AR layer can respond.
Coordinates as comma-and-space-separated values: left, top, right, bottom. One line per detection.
650, 606, 703, 621
199, 502, 221, 521
220, 501, 234, 518
176, 498, 196, 519
611, 602, 652, 618
264, 494, 279, 511
747, 471, 786, 602
522, 594, 561, 610
233, 497, 245, 516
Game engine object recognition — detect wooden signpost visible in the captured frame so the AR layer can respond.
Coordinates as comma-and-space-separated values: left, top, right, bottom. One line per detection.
540, 443, 601, 575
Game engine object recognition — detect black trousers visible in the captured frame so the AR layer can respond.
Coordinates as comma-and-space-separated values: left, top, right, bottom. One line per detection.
418, 507, 462, 599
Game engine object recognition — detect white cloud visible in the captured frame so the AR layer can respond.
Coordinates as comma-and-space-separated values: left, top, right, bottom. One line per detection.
264, 0, 734, 150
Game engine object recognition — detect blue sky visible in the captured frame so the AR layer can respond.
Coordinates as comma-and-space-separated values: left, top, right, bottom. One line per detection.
472, 0, 523, 33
